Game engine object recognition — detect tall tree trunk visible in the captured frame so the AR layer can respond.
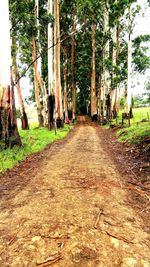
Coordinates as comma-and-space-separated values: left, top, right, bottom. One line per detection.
39, 78, 48, 126
0, 0, 21, 148
32, 36, 44, 126
72, 13, 76, 121
63, 45, 69, 124
35, 0, 48, 126
47, 0, 55, 129
48, 0, 54, 95
54, 0, 63, 125
112, 23, 120, 118
98, 60, 103, 120
103, 4, 110, 119
12, 38, 29, 130
126, 5, 132, 117
110, 89, 116, 115
116, 24, 121, 114
91, 19, 97, 118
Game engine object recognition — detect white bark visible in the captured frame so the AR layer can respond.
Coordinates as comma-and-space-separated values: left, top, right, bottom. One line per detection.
54, 0, 63, 119
103, 6, 110, 117
0, 0, 11, 88
126, 5, 132, 114
35, 0, 42, 76
48, 0, 54, 95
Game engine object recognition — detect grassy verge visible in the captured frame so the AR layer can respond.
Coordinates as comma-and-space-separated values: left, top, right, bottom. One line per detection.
108, 107, 150, 145
117, 107, 150, 145
116, 123, 150, 145
0, 124, 72, 174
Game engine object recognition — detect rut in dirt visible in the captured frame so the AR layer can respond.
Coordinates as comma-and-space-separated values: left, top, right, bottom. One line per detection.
0, 123, 150, 267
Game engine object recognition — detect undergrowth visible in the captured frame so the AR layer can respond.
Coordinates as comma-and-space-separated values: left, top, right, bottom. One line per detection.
0, 124, 71, 174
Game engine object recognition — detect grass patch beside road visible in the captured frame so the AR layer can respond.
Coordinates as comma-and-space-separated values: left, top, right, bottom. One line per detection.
116, 107, 150, 145
0, 124, 71, 174
116, 123, 150, 144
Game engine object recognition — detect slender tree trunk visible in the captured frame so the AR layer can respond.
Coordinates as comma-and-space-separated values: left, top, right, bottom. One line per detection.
103, 6, 110, 119
39, 78, 48, 126
98, 61, 103, 120
0, 0, 21, 148
112, 23, 120, 118
116, 24, 121, 114
48, 0, 54, 95
47, 0, 55, 129
10, 67, 22, 147
35, 0, 48, 126
32, 36, 44, 126
72, 13, 76, 121
54, 0, 63, 125
12, 38, 29, 130
91, 19, 97, 118
63, 45, 69, 123
110, 89, 116, 115
125, 5, 132, 117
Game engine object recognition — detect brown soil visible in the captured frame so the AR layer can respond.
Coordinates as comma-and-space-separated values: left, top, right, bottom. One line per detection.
0, 122, 150, 267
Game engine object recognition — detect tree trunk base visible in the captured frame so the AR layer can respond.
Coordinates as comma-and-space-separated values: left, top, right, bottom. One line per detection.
129, 107, 133, 119
38, 113, 44, 127
56, 118, 64, 128
0, 108, 22, 149
91, 114, 98, 122
21, 111, 29, 130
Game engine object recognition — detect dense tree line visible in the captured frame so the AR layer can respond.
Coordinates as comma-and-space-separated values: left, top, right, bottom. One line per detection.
0, 0, 150, 147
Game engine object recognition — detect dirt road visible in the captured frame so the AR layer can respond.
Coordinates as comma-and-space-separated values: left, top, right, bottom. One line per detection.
0, 123, 150, 267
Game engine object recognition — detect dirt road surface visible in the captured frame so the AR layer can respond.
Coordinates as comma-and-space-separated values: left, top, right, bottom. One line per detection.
0, 123, 150, 267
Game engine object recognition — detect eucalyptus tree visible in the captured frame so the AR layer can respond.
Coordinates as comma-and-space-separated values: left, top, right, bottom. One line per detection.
11, 39, 29, 129
76, 0, 106, 118
60, 0, 72, 123
35, 0, 48, 126
48, 0, 54, 96
10, 0, 30, 129
54, 0, 63, 124
71, 11, 76, 121
60, 0, 77, 122
0, 0, 21, 148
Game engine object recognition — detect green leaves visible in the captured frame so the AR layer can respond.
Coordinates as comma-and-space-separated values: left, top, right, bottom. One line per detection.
133, 34, 150, 73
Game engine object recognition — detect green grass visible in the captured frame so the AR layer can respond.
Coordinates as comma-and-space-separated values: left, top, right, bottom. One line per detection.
116, 123, 150, 144
0, 124, 72, 174
115, 107, 150, 145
